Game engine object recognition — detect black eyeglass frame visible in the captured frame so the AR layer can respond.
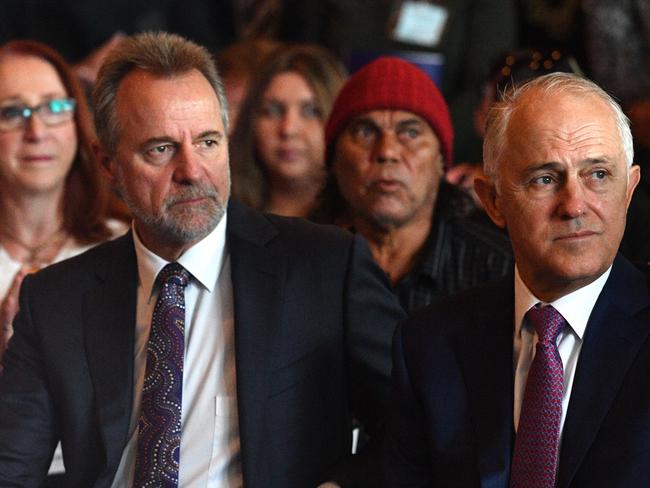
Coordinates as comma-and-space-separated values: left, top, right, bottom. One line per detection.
0, 97, 77, 132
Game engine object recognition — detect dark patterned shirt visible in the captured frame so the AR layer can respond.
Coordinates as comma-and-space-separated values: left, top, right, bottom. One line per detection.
395, 185, 514, 314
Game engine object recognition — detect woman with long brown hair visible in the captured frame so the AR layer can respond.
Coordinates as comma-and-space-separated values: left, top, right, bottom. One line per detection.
230, 43, 346, 217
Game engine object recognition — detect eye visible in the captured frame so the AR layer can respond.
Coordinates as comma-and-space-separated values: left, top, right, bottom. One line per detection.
45, 98, 75, 115
259, 101, 284, 118
198, 139, 219, 149
399, 127, 420, 140
351, 123, 375, 139
531, 175, 555, 186
592, 170, 607, 179
301, 103, 322, 119
0, 105, 23, 121
145, 144, 175, 161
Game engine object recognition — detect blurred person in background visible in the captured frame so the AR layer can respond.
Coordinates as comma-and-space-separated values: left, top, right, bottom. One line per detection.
215, 39, 280, 134
583, 0, 650, 199
0, 40, 127, 359
317, 57, 512, 314
0, 39, 128, 486
230, 43, 346, 217
447, 48, 582, 211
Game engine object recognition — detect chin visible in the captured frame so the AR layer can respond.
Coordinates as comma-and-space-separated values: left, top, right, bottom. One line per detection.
552, 260, 612, 286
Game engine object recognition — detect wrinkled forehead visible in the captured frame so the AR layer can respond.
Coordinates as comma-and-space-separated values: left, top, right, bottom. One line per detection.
506, 91, 623, 155
501, 93, 626, 169
345, 109, 433, 133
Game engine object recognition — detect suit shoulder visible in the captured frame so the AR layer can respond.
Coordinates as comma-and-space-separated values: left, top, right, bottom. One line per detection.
266, 213, 354, 248
228, 199, 355, 251
29, 233, 132, 289
401, 276, 512, 342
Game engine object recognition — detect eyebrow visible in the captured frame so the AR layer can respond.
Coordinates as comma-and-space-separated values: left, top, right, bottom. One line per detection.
0, 93, 68, 105
141, 130, 224, 147
395, 118, 425, 130
195, 130, 224, 141
348, 116, 425, 130
522, 157, 618, 177
582, 156, 617, 166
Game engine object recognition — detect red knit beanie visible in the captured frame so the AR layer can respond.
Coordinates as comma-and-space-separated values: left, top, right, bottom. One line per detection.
325, 56, 454, 167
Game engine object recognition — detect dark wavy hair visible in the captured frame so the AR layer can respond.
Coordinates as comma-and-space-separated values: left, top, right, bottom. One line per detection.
230, 43, 347, 210
0, 39, 114, 244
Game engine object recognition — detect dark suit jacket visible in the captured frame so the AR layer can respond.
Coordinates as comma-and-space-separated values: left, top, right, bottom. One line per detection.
0, 201, 405, 488
386, 255, 650, 487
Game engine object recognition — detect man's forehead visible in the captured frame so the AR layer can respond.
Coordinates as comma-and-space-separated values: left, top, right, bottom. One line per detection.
113, 69, 224, 144
350, 109, 428, 126
116, 68, 218, 105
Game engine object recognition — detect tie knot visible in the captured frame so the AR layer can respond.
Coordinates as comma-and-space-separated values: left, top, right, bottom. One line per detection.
526, 304, 566, 344
157, 262, 190, 288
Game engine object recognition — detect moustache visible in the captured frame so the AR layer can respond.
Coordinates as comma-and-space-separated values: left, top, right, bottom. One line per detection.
163, 185, 221, 207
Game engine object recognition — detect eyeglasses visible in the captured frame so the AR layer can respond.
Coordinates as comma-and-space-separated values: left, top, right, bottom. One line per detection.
0, 98, 76, 132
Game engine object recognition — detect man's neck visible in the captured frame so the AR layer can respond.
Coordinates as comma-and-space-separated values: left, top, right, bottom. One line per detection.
355, 216, 433, 286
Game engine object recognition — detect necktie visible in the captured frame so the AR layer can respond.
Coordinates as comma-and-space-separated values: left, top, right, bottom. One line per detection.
134, 263, 190, 487
510, 304, 567, 488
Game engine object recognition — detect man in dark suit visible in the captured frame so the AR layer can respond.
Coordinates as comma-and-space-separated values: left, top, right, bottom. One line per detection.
0, 32, 405, 487
385, 72, 649, 487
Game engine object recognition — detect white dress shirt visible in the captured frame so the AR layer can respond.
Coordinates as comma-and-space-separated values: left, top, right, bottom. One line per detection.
111, 215, 242, 488
513, 265, 611, 436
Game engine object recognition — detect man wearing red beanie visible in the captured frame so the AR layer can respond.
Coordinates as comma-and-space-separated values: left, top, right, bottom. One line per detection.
318, 56, 512, 314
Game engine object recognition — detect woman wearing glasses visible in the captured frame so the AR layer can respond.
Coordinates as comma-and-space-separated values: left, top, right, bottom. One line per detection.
0, 40, 127, 361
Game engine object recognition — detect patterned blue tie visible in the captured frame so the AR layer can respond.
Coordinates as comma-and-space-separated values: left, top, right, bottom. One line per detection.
134, 263, 190, 487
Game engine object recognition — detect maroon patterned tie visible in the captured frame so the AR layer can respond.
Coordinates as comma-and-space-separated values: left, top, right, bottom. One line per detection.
134, 263, 189, 487
510, 304, 566, 488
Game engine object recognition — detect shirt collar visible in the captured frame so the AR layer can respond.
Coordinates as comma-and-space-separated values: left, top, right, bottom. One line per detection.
514, 264, 612, 339
133, 213, 228, 302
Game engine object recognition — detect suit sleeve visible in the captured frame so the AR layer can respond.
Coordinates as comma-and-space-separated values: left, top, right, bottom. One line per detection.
331, 234, 407, 487
0, 274, 58, 487
384, 324, 434, 487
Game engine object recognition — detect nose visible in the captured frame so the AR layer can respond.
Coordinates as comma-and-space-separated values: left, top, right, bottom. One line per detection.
173, 145, 204, 184
373, 131, 400, 164
556, 175, 587, 219
279, 108, 300, 137
22, 113, 47, 141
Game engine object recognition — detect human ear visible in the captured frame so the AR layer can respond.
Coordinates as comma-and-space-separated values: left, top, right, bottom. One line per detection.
474, 176, 506, 228
625, 164, 641, 210
93, 140, 117, 185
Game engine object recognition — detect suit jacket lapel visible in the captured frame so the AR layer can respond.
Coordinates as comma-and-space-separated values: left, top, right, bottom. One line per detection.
83, 232, 138, 477
460, 278, 515, 488
558, 256, 650, 487
227, 201, 284, 487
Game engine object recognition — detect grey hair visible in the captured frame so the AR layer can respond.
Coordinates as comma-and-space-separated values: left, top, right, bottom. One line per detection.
93, 31, 229, 154
483, 72, 634, 182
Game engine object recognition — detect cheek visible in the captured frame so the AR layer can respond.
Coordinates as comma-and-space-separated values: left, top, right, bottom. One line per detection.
255, 119, 277, 158
304, 121, 325, 164
0, 133, 19, 167
333, 157, 366, 198
412, 155, 442, 190
116, 165, 157, 209
210, 158, 231, 195
58, 125, 78, 170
